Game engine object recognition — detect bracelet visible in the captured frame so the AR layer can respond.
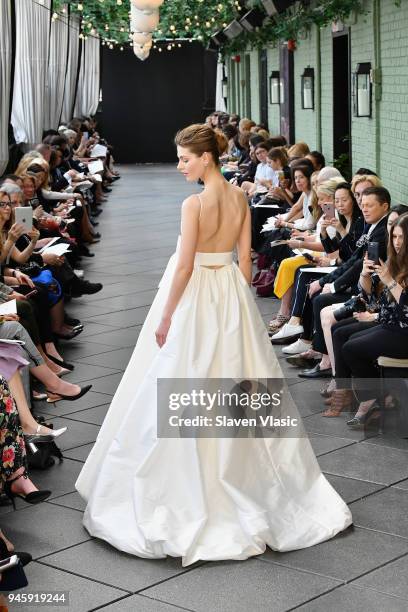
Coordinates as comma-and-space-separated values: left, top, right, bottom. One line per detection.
387, 280, 397, 291
360, 272, 370, 278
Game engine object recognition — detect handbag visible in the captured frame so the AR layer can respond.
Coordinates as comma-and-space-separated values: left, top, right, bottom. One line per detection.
26, 438, 63, 470
31, 269, 62, 305
252, 269, 269, 287
256, 266, 277, 298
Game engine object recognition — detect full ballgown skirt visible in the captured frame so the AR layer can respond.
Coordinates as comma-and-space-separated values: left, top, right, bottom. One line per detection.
76, 240, 352, 566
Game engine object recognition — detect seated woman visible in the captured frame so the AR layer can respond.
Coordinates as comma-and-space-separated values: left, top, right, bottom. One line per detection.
0, 188, 83, 342
274, 183, 363, 354
269, 178, 343, 339
0, 375, 51, 509
0, 313, 91, 407
256, 162, 317, 266
4, 183, 102, 300
241, 143, 277, 198
323, 208, 408, 419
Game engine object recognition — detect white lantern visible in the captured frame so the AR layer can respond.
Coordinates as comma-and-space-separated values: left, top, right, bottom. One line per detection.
134, 45, 151, 61
132, 31, 152, 45
131, 6, 159, 32
131, 0, 164, 14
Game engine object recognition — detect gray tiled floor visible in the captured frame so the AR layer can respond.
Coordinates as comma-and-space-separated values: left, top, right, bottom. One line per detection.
8, 165, 408, 611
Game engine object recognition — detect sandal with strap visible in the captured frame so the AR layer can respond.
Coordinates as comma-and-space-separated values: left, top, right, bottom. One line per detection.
268, 314, 289, 334
322, 390, 355, 417
4, 470, 51, 510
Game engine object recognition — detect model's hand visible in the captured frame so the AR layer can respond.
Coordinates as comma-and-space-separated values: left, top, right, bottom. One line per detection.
155, 317, 171, 348
322, 284, 332, 294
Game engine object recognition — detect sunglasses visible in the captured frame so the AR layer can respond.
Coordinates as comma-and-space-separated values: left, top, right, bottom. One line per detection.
0, 201, 11, 208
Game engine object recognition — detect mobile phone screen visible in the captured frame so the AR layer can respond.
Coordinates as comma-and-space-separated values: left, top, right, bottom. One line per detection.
367, 241, 380, 264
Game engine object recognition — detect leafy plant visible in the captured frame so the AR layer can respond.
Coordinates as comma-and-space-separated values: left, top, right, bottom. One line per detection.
52, 0, 368, 51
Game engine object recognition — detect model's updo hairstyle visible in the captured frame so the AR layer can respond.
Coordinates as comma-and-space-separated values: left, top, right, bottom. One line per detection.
175, 124, 228, 165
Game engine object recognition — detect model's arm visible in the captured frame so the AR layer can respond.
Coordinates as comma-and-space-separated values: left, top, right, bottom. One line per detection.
155, 196, 199, 347
236, 199, 252, 285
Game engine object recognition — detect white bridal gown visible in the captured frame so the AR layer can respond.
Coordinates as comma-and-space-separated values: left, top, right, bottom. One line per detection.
76, 235, 352, 566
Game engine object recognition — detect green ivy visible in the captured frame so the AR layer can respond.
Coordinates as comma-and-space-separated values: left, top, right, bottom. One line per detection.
52, 0, 369, 50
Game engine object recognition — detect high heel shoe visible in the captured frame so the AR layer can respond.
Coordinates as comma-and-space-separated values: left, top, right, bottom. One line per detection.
46, 384, 92, 403
45, 353, 75, 371
322, 390, 355, 417
347, 402, 380, 429
4, 470, 51, 510
54, 327, 83, 341
24, 423, 67, 442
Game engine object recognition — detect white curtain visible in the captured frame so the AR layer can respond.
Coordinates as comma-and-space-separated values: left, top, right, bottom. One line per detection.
44, 7, 69, 130
61, 15, 80, 124
11, 0, 51, 146
73, 36, 100, 118
0, 0, 12, 174
215, 56, 227, 113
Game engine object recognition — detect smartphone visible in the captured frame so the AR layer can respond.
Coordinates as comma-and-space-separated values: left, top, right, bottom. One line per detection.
367, 241, 380, 264
322, 202, 335, 219
25, 289, 38, 299
14, 207, 33, 231
303, 253, 315, 262
0, 555, 19, 573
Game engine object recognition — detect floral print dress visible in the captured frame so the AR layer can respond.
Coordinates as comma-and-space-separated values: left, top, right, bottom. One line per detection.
0, 376, 26, 482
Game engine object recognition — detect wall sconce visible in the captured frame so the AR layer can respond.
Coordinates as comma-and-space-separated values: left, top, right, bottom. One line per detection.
353, 62, 372, 117
222, 77, 228, 99
301, 67, 314, 110
269, 71, 280, 104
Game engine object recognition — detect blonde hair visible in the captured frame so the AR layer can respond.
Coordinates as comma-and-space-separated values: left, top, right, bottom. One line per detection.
317, 177, 345, 198
288, 141, 310, 159
175, 123, 228, 165
257, 128, 270, 140
351, 174, 382, 193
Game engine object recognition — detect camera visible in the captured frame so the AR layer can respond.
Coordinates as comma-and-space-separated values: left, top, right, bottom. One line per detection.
333, 294, 367, 322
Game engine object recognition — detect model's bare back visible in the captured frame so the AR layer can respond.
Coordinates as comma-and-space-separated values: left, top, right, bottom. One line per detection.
195, 182, 248, 253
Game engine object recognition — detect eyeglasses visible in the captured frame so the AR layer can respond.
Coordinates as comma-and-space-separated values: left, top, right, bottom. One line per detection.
0, 201, 11, 208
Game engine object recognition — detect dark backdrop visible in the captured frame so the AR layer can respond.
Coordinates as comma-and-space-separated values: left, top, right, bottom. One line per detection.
100, 43, 217, 163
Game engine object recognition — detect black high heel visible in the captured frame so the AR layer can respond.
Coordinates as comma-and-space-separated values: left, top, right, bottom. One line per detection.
4, 470, 51, 510
45, 353, 75, 371
54, 327, 83, 341
46, 384, 92, 403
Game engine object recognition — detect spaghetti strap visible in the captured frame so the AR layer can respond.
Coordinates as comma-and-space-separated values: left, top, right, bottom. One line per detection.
197, 193, 203, 220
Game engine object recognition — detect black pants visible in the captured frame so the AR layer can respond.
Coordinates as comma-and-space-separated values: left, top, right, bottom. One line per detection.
332, 319, 378, 380
312, 292, 350, 354
342, 325, 408, 401
291, 269, 323, 340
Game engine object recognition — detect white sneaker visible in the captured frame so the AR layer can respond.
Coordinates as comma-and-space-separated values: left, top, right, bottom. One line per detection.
282, 338, 312, 355
271, 323, 304, 342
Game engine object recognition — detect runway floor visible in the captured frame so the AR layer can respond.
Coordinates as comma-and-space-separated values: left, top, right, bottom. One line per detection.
4, 165, 408, 611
